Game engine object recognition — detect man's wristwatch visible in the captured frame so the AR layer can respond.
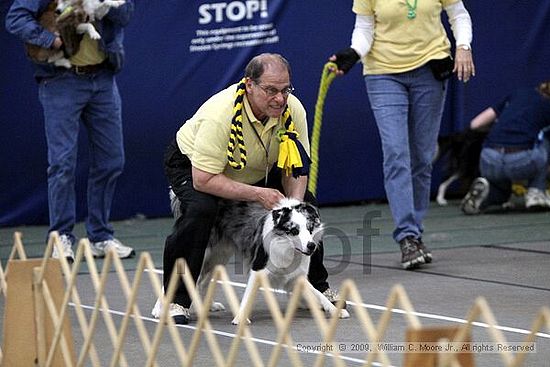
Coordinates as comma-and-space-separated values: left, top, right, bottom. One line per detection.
457, 44, 471, 51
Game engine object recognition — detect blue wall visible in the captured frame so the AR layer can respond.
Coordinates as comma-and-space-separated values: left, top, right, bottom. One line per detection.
1, 1, 550, 226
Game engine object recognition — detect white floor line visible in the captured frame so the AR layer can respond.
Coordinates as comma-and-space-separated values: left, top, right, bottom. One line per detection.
72, 303, 383, 366
144, 268, 550, 339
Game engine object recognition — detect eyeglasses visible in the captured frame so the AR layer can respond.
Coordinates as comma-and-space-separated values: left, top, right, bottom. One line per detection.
254, 81, 295, 97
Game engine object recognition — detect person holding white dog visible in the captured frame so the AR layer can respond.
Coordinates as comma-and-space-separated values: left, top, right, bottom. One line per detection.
5, 0, 135, 261
162, 53, 343, 325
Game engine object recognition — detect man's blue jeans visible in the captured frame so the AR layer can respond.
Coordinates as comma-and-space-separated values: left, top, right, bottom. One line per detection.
365, 65, 447, 243
479, 142, 549, 206
38, 69, 124, 243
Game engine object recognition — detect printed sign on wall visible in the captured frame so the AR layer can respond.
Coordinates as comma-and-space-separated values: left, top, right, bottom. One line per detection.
190, 1, 279, 53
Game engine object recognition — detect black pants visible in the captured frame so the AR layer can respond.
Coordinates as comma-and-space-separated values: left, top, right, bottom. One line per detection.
163, 140, 329, 307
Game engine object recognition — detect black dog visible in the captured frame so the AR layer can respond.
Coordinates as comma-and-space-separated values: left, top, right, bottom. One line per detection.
434, 128, 488, 205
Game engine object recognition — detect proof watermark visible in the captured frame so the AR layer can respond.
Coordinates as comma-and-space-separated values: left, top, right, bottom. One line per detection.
295, 342, 537, 354
177, 209, 383, 276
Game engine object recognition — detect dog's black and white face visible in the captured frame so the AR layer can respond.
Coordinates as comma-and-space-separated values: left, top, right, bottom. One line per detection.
267, 198, 324, 256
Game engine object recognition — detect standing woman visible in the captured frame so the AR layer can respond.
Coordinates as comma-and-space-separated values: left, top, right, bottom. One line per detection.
330, 0, 475, 269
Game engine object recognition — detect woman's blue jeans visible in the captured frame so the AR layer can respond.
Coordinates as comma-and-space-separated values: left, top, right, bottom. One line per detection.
365, 65, 447, 243
38, 69, 124, 243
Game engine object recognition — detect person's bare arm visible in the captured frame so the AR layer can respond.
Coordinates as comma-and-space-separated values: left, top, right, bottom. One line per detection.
192, 166, 284, 209
470, 107, 497, 131
281, 174, 308, 201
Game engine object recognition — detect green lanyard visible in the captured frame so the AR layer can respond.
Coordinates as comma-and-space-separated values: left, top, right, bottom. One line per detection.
406, 0, 418, 19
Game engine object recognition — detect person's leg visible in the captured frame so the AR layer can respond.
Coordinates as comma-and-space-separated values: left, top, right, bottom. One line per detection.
163, 144, 219, 310
82, 71, 125, 242
480, 148, 513, 206
461, 147, 510, 214
407, 65, 447, 231
504, 145, 548, 208
365, 73, 418, 242
38, 72, 86, 245
505, 145, 548, 190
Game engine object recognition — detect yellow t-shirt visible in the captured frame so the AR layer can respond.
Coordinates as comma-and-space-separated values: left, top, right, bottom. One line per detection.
69, 33, 106, 66
352, 0, 459, 74
176, 83, 310, 184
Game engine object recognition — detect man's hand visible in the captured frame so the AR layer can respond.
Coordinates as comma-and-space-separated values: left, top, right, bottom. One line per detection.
256, 187, 285, 210
52, 36, 63, 50
192, 166, 285, 209
329, 47, 360, 75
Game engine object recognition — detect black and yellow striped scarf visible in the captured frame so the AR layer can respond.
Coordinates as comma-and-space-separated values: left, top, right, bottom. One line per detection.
226, 78, 310, 177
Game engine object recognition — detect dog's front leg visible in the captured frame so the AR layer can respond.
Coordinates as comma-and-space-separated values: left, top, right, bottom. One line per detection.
76, 23, 101, 39
104, 0, 126, 7
437, 173, 460, 206
94, 0, 125, 19
306, 282, 350, 319
195, 274, 226, 313
50, 53, 71, 68
232, 271, 258, 325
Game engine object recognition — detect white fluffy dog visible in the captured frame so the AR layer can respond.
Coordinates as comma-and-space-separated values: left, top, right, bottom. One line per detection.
26, 0, 126, 68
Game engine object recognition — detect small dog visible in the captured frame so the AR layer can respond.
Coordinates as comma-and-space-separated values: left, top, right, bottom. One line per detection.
153, 196, 350, 324
58, 0, 126, 22
434, 128, 488, 205
25, 0, 125, 68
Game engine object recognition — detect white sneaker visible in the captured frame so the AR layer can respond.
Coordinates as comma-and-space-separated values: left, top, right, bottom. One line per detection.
89, 238, 135, 258
152, 300, 190, 324
52, 234, 75, 263
169, 303, 190, 324
525, 188, 549, 209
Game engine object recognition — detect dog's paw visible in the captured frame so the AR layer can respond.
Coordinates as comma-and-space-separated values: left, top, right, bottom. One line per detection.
502, 200, 516, 209
327, 306, 350, 319
108, 0, 126, 7
53, 57, 72, 69
210, 301, 226, 312
231, 316, 251, 325
339, 309, 350, 319
151, 297, 162, 319
88, 28, 101, 40
436, 197, 448, 206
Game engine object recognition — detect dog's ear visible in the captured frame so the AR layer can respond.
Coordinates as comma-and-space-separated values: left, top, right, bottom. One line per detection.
271, 207, 291, 229
272, 208, 282, 225
297, 203, 322, 232
298, 202, 320, 219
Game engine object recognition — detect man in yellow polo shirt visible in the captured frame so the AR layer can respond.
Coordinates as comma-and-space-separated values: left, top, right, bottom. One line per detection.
162, 53, 341, 324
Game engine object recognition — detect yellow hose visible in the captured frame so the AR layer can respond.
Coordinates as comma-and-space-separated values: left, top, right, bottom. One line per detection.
308, 62, 338, 196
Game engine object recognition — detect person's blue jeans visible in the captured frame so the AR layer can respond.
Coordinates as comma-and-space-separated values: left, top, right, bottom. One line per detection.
38, 69, 124, 243
365, 65, 447, 243
479, 142, 549, 207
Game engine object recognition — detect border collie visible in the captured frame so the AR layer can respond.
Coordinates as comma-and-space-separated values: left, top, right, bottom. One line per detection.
434, 128, 487, 205
153, 196, 350, 324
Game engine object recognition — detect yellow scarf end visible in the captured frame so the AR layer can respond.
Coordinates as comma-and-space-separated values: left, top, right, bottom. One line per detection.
277, 139, 303, 175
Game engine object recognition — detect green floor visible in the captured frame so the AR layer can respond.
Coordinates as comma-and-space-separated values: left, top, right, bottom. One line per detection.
2, 198, 550, 271
2, 199, 550, 366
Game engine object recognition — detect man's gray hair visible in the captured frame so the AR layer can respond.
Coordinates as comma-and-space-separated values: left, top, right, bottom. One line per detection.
244, 53, 291, 81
